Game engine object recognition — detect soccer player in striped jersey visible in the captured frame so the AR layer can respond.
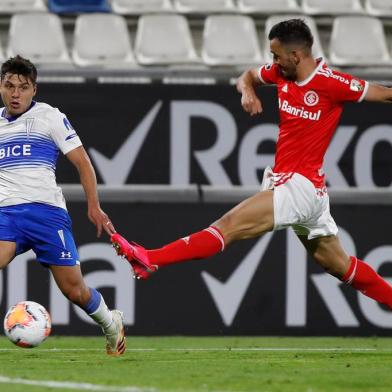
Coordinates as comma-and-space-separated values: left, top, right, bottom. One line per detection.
0, 56, 125, 355
113, 19, 392, 310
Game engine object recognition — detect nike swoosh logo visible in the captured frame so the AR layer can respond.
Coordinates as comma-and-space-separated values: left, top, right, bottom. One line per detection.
89, 101, 162, 184
65, 133, 77, 141
201, 232, 273, 326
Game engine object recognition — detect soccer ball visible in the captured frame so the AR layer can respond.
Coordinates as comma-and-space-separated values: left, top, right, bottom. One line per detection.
3, 301, 51, 348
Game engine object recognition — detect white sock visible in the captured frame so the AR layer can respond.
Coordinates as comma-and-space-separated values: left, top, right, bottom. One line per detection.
89, 295, 114, 333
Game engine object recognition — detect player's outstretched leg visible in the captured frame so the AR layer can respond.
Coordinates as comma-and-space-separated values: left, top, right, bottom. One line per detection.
111, 226, 224, 280
112, 190, 274, 279
50, 265, 126, 356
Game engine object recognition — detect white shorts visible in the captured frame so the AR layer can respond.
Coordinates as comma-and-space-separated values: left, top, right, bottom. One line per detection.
261, 168, 338, 240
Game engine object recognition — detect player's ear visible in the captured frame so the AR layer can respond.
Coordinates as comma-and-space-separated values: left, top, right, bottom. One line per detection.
33, 84, 37, 96
291, 50, 300, 65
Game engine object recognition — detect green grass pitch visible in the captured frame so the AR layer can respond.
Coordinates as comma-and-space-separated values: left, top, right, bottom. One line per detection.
1, 336, 392, 392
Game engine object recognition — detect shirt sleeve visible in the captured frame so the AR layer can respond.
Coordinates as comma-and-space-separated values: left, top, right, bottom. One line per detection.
328, 70, 369, 104
47, 108, 82, 155
258, 63, 280, 85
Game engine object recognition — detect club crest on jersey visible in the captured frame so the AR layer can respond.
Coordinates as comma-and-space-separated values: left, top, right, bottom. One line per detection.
282, 84, 288, 93
350, 79, 363, 92
304, 91, 319, 107
25, 118, 34, 138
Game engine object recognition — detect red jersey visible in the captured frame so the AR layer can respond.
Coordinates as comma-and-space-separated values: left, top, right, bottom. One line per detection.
258, 59, 368, 188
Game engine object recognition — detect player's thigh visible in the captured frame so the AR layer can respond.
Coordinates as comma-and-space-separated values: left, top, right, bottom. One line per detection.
49, 264, 89, 302
298, 234, 350, 278
0, 241, 16, 269
0, 208, 18, 268
213, 190, 274, 244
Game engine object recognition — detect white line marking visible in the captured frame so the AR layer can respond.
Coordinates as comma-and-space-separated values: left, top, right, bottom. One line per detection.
165, 348, 377, 352
0, 375, 156, 392
0, 347, 378, 352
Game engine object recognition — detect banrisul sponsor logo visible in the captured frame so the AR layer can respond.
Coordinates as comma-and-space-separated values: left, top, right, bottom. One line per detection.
279, 99, 321, 121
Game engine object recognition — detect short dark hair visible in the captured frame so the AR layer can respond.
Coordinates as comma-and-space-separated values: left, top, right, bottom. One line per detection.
1, 55, 37, 84
268, 19, 313, 50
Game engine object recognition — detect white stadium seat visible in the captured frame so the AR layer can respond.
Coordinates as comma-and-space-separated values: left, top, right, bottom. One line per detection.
202, 15, 263, 66
264, 15, 325, 62
111, 0, 173, 14
365, 0, 392, 17
302, 0, 364, 15
238, 0, 300, 14
174, 0, 236, 13
135, 14, 199, 65
329, 16, 391, 66
73, 14, 135, 68
0, 0, 46, 13
8, 13, 71, 65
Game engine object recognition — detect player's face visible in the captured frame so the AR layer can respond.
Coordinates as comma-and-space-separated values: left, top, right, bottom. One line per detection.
0, 73, 36, 116
270, 38, 298, 81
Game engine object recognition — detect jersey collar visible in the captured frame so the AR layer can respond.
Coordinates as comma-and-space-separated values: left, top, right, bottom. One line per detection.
2, 100, 36, 122
295, 58, 325, 87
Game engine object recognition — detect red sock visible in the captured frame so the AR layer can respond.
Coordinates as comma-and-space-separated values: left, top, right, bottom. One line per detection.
342, 256, 392, 309
147, 226, 225, 267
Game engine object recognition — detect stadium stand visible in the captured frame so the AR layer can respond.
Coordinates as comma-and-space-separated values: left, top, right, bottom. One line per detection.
7, 13, 71, 66
302, 0, 364, 15
0, 0, 46, 13
237, 0, 300, 14
0, 2, 388, 81
202, 15, 263, 66
111, 0, 173, 14
73, 13, 135, 68
173, 0, 236, 13
365, 0, 392, 17
134, 14, 199, 65
48, 0, 111, 13
329, 16, 391, 66
264, 15, 325, 61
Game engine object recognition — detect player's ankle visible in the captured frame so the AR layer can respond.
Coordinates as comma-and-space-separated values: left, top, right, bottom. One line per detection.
103, 318, 117, 335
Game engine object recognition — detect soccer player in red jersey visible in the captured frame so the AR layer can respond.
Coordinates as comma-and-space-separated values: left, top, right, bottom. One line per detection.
112, 19, 392, 308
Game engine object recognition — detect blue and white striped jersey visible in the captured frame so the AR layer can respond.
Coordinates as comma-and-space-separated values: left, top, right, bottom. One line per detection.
0, 101, 82, 209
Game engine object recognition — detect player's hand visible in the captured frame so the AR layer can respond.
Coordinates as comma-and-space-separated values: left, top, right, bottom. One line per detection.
241, 90, 263, 116
87, 206, 116, 238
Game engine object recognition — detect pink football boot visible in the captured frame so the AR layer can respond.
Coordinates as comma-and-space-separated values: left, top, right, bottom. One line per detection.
111, 233, 158, 280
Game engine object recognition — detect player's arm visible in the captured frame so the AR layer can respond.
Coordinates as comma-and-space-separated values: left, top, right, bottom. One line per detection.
237, 68, 263, 116
66, 146, 115, 238
364, 83, 392, 103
